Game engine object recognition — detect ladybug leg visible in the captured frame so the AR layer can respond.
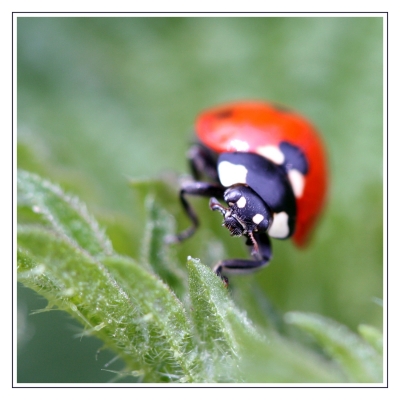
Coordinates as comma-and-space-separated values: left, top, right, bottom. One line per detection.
187, 143, 219, 181
167, 144, 222, 243
214, 232, 272, 278
167, 181, 225, 243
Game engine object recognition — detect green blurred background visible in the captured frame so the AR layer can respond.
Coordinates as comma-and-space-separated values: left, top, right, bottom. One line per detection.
17, 16, 383, 383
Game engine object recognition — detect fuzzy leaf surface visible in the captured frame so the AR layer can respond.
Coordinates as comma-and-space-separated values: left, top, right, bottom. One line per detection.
18, 170, 113, 257
285, 312, 383, 383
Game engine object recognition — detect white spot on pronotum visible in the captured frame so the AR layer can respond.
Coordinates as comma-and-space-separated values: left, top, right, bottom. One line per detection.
32, 205, 41, 213
218, 161, 248, 187
256, 145, 285, 164
288, 169, 305, 198
268, 212, 290, 238
252, 213, 264, 225
236, 196, 247, 208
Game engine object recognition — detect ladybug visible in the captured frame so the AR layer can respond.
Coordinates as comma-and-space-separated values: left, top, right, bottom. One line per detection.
170, 100, 328, 280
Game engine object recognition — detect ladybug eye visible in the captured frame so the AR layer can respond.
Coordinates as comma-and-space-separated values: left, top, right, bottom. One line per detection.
224, 188, 242, 204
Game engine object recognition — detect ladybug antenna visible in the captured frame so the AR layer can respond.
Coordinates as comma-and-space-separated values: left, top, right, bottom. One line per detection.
209, 197, 228, 215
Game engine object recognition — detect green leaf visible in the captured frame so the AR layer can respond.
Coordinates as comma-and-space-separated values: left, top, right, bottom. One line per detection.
186, 259, 344, 383
16, 171, 203, 382
17, 225, 202, 382
102, 255, 201, 382
285, 312, 383, 383
18, 170, 113, 257
187, 257, 254, 382
358, 324, 383, 355
17, 225, 143, 374
16, 171, 208, 382
140, 195, 187, 297
227, 315, 345, 383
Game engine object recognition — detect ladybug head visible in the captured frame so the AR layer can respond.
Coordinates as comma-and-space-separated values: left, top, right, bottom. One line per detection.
209, 185, 272, 239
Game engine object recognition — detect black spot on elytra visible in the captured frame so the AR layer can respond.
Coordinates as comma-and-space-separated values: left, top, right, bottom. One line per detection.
279, 141, 309, 174
214, 108, 234, 119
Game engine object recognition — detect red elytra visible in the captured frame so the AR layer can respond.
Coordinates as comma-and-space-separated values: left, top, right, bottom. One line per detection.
195, 100, 328, 246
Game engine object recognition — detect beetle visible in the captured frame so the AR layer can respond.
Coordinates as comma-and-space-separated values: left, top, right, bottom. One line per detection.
169, 100, 328, 281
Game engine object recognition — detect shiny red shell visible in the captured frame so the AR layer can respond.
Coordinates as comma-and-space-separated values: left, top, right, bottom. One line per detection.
195, 100, 328, 246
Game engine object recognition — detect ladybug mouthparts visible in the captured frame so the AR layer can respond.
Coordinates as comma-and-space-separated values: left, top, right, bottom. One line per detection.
209, 197, 247, 237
